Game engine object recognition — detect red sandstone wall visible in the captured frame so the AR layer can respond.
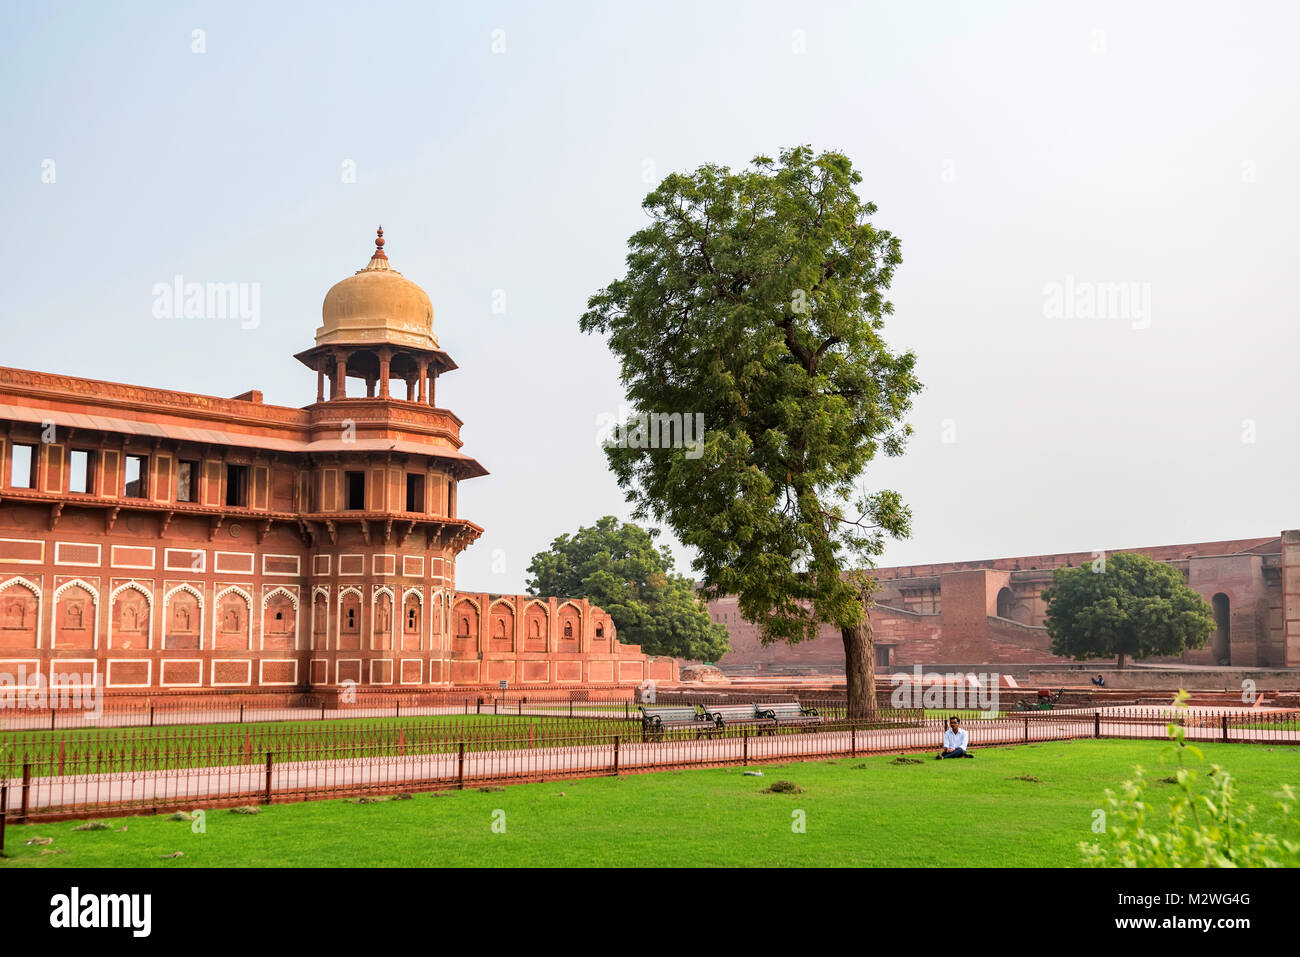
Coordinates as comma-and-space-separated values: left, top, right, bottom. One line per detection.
709, 535, 1288, 671
0, 517, 670, 691
870, 537, 1280, 581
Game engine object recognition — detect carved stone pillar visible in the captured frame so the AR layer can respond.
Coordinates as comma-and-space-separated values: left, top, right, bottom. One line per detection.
378, 348, 392, 399
333, 353, 347, 399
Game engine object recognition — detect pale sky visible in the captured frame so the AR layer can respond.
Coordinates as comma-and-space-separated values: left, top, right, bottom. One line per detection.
1, 1, 1296, 592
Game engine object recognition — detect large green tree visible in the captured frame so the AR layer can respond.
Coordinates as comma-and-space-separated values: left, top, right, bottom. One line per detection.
525, 516, 730, 661
1041, 552, 1214, 668
579, 146, 922, 717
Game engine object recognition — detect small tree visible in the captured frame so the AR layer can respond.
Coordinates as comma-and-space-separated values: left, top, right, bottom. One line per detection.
580, 146, 921, 718
1041, 552, 1214, 668
525, 516, 730, 661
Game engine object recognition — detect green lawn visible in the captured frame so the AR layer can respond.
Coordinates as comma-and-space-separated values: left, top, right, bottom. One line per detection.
2, 740, 1296, 867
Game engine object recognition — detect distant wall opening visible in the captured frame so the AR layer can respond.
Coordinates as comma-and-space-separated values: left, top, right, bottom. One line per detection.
996, 587, 1015, 619
1211, 593, 1231, 665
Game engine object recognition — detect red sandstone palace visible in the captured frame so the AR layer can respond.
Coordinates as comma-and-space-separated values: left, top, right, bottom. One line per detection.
710, 533, 1300, 673
0, 229, 676, 694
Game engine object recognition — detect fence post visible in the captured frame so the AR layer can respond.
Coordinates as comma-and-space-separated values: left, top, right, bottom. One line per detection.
149, 705, 155, 728
457, 742, 465, 790
613, 736, 620, 776
396, 701, 401, 719
1023, 716, 1029, 742
264, 752, 274, 805
239, 702, 244, 724
1221, 714, 1229, 743
850, 726, 856, 758
321, 703, 326, 721
50, 708, 55, 732
20, 763, 31, 824
1, 784, 7, 854
1094, 711, 1100, 739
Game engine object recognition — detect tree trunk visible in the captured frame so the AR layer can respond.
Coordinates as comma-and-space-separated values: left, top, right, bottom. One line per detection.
842, 612, 876, 721
1117, 652, 1126, 670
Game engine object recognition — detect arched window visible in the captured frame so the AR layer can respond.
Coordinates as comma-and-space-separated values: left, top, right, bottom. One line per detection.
996, 587, 1015, 619
1212, 594, 1231, 665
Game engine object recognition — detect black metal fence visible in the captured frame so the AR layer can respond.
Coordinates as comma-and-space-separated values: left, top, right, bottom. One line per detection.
0, 687, 637, 732
1, 706, 1296, 828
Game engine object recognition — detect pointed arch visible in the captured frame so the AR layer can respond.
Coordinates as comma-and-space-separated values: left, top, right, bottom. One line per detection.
557, 599, 583, 647
108, 580, 153, 650
261, 586, 300, 610
488, 597, 516, 651
211, 585, 251, 651
401, 587, 424, 651
451, 595, 480, 651
430, 589, 447, 652
261, 586, 299, 651
337, 586, 363, 651
371, 585, 395, 650
164, 582, 205, 650
522, 598, 549, 651
52, 578, 99, 649
0, 576, 43, 650
311, 586, 329, 651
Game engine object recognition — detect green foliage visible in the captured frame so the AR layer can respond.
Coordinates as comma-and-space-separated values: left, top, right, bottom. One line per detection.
525, 516, 729, 660
1081, 690, 1300, 867
1041, 551, 1214, 666
580, 146, 922, 647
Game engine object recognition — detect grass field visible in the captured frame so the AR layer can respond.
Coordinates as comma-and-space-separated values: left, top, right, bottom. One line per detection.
922, 709, 1007, 720
1, 739, 1296, 867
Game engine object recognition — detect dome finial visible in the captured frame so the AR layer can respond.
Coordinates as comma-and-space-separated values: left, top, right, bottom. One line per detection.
373, 225, 387, 260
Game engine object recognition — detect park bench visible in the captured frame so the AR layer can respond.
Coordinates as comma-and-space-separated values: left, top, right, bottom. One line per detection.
756, 701, 823, 731
701, 703, 772, 732
640, 705, 708, 740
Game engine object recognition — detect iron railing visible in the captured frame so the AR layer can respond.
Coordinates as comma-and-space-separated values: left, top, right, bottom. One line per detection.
1, 706, 1296, 825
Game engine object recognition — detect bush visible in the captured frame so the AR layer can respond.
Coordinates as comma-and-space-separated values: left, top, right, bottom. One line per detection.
1081, 690, 1300, 867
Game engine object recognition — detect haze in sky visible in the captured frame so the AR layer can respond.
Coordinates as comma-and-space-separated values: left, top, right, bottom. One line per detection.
1, 1, 1296, 593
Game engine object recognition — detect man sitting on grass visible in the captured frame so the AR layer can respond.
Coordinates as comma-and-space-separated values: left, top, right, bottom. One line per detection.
936, 715, 974, 759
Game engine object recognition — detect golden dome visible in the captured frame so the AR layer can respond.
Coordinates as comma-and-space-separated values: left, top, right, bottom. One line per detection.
316, 228, 439, 350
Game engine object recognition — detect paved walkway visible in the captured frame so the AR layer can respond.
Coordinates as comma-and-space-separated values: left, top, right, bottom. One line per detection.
5, 707, 1298, 815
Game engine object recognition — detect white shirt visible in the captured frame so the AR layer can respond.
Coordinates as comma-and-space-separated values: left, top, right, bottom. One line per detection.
943, 727, 968, 751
